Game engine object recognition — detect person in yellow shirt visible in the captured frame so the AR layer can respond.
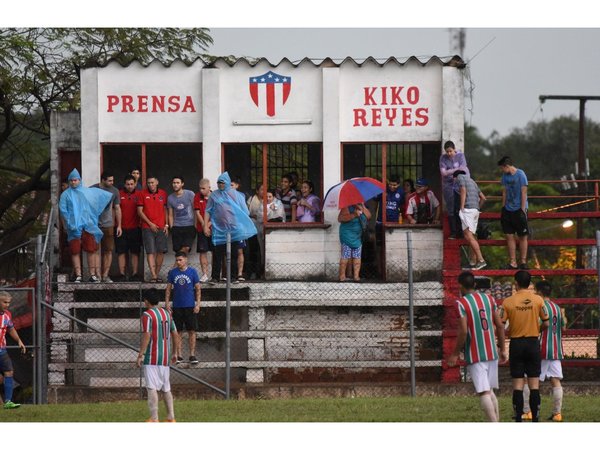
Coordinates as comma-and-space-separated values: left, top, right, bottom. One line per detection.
499, 270, 549, 422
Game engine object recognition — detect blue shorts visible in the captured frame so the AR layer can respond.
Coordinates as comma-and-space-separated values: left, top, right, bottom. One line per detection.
341, 243, 362, 260
0, 351, 13, 372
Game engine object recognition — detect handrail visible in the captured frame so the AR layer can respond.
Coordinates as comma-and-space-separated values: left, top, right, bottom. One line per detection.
40, 206, 55, 265
0, 239, 32, 258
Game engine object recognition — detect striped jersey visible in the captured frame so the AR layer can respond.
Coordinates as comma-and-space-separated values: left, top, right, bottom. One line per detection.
456, 292, 499, 364
141, 307, 176, 366
0, 310, 14, 351
540, 299, 564, 360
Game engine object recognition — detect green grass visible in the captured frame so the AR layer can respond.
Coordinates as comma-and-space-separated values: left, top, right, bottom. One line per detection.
2, 395, 598, 422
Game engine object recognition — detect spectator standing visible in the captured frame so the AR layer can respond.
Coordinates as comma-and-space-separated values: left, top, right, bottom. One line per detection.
405, 178, 440, 225
447, 272, 506, 422
498, 156, 529, 269
454, 170, 487, 270
0, 291, 27, 409
403, 178, 415, 198
165, 251, 201, 366
168, 176, 196, 255
296, 180, 321, 223
439, 141, 469, 238
338, 203, 371, 282
230, 176, 248, 281
115, 175, 142, 281
137, 176, 169, 283
278, 173, 298, 222
194, 178, 212, 283
247, 184, 265, 279
500, 270, 549, 422
266, 190, 285, 222
136, 288, 179, 422
92, 171, 122, 283
376, 174, 405, 224
129, 166, 143, 191
59, 168, 112, 282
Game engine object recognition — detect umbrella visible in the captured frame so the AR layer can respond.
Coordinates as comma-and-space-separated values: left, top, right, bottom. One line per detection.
323, 177, 385, 209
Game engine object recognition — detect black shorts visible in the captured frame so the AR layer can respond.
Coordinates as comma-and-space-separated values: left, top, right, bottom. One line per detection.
172, 307, 197, 332
509, 337, 541, 378
172, 226, 196, 252
501, 208, 529, 236
196, 231, 213, 253
115, 228, 142, 254
0, 351, 14, 372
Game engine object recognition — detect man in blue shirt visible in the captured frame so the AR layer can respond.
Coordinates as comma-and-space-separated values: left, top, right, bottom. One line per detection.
377, 174, 405, 224
498, 156, 529, 270
165, 251, 201, 365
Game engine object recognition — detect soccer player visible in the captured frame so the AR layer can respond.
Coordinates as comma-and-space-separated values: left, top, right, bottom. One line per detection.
522, 280, 566, 422
0, 291, 27, 409
165, 251, 201, 366
136, 288, 179, 422
500, 270, 549, 422
447, 272, 507, 422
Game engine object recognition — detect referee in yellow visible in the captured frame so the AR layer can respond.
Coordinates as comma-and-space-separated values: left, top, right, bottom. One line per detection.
500, 270, 549, 422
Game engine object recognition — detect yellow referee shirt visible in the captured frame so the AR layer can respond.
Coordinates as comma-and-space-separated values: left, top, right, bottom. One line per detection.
500, 290, 549, 338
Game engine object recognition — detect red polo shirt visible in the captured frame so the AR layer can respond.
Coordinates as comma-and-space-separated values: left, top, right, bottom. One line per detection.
137, 188, 168, 229
193, 192, 208, 232
119, 189, 140, 229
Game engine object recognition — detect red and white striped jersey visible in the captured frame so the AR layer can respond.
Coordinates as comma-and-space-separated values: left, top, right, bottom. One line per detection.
540, 299, 564, 360
141, 307, 176, 366
456, 292, 499, 364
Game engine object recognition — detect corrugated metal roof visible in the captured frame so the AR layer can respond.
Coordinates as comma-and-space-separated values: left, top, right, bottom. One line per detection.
88, 55, 465, 69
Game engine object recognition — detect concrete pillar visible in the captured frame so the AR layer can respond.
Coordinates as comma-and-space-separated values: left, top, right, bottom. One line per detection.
442, 66, 465, 152
201, 68, 221, 184
80, 68, 101, 185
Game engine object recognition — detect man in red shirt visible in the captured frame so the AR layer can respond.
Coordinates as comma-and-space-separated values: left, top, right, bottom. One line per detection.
137, 175, 169, 283
194, 178, 212, 283
116, 175, 142, 281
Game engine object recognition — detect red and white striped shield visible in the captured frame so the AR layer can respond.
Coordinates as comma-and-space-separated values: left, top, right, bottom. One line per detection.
249, 71, 291, 117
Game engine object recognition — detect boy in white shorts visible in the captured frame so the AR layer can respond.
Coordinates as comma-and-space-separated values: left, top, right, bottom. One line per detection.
454, 170, 487, 270
136, 288, 180, 422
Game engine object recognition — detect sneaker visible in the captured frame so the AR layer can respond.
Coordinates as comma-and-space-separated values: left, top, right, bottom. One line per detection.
503, 263, 518, 270
208, 278, 219, 285
518, 262, 529, 270
88, 275, 101, 283
74, 275, 82, 283
176, 356, 184, 365
237, 276, 245, 282
200, 273, 209, 283
473, 260, 487, 270
220, 277, 227, 282
189, 355, 199, 365
102, 276, 114, 283
164, 418, 176, 422
522, 411, 532, 421
548, 412, 563, 422
3, 400, 21, 409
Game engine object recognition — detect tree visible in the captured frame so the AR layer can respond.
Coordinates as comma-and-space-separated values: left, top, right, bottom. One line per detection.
0, 28, 213, 279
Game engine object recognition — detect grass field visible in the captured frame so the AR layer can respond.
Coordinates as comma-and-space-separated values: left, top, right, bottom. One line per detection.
1, 395, 598, 422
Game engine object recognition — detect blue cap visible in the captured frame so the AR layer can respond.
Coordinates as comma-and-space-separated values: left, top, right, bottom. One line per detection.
415, 178, 428, 187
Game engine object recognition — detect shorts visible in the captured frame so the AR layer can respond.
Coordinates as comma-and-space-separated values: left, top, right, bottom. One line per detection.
467, 360, 499, 393
459, 208, 480, 234
0, 351, 14, 372
115, 228, 142, 254
540, 359, 563, 381
143, 365, 171, 392
341, 243, 362, 260
171, 226, 196, 252
172, 307, 197, 332
142, 228, 168, 254
69, 231, 98, 254
501, 207, 529, 236
237, 240, 247, 250
100, 226, 115, 252
196, 231, 213, 253
509, 337, 541, 378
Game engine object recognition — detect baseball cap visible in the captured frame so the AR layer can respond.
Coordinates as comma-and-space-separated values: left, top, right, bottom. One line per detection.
415, 178, 428, 187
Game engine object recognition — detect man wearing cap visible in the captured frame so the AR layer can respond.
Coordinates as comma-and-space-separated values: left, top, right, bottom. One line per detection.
405, 178, 440, 225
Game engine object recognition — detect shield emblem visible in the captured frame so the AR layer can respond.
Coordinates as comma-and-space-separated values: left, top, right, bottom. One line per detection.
249, 71, 291, 117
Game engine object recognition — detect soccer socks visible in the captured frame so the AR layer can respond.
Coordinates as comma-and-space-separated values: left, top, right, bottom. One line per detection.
552, 386, 563, 414
522, 384, 530, 413
490, 390, 500, 422
164, 391, 175, 421
529, 389, 541, 422
512, 389, 524, 422
4, 376, 14, 402
479, 393, 498, 422
147, 389, 159, 421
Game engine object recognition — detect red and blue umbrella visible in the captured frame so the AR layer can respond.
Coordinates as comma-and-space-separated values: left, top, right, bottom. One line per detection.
323, 177, 385, 209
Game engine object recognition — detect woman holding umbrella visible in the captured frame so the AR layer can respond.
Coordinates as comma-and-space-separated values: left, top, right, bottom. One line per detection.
338, 203, 371, 282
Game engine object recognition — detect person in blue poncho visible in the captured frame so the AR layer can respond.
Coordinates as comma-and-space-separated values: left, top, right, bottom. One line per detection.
203, 172, 257, 283
58, 169, 113, 282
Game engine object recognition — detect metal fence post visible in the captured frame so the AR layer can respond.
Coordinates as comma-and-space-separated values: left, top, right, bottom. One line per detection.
407, 231, 416, 397
34, 234, 43, 404
225, 233, 231, 399
596, 231, 600, 336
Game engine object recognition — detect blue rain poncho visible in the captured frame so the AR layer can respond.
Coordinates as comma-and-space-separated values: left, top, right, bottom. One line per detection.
206, 172, 257, 245
58, 169, 113, 243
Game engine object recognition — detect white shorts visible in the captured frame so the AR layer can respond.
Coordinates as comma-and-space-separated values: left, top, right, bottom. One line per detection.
459, 208, 480, 234
143, 365, 171, 392
540, 359, 563, 381
467, 360, 498, 393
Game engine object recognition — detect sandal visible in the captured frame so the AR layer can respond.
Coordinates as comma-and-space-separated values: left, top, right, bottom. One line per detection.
156, 278, 163, 283
150, 278, 158, 283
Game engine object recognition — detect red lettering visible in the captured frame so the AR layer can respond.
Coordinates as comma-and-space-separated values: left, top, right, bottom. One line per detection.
353, 109, 368, 127
380, 87, 388, 105
363, 87, 377, 106
391, 87, 404, 105
168, 95, 180, 112
121, 95, 134, 112
384, 108, 397, 126
152, 96, 165, 112
407, 86, 419, 105
107, 95, 119, 112
182, 96, 196, 113
138, 95, 148, 113
371, 108, 382, 127
415, 107, 429, 126
401, 108, 412, 126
